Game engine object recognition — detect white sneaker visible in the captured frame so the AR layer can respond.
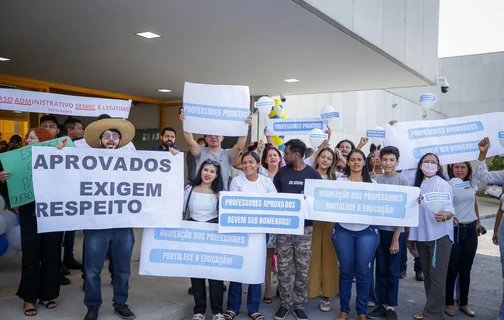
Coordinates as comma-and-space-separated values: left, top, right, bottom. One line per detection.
213, 314, 225, 320
192, 314, 205, 320
367, 301, 376, 307
319, 299, 331, 312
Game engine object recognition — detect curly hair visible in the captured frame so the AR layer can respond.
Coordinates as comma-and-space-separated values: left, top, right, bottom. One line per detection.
25, 128, 54, 145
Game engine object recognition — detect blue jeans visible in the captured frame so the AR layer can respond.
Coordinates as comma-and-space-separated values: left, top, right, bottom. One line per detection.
332, 224, 380, 315
227, 282, 262, 315
81, 243, 114, 280
63, 231, 76, 261
375, 230, 403, 307
83, 228, 134, 308
499, 216, 504, 320
369, 259, 377, 305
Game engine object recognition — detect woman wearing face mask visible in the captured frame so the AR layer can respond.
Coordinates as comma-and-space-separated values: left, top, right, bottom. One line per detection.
332, 149, 380, 320
259, 146, 282, 303
308, 148, 340, 312
184, 160, 226, 320
224, 151, 276, 320
444, 162, 479, 317
408, 153, 455, 320
2, 128, 64, 317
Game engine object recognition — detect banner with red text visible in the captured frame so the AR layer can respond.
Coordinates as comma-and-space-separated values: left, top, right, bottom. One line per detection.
0, 89, 131, 118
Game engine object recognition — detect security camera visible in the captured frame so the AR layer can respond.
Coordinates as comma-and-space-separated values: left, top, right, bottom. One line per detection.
438, 77, 449, 93
280, 94, 287, 102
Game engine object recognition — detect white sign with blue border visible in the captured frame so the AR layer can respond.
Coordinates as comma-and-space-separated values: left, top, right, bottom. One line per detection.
182, 82, 251, 137
266, 118, 328, 136
384, 112, 504, 170
366, 130, 386, 138
218, 192, 306, 235
139, 221, 266, 284
304, 179, 421, 227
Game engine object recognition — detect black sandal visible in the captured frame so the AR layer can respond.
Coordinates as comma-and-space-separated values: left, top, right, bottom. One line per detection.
250, 313, 265, 320
262, 297, 272, 304
39, 300, 57, 309
23, 303, 37, 316
224, 310, 237, 320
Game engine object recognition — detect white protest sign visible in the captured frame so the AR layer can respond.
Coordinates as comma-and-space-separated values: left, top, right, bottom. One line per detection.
423, 192, 451, 213
32, 147, 184, 233
366, 130, 386, 139
218, 192, 305, 235
266, 118, 328, 136
304, 180, 420, 227
139, 221, 266, 284
0, 89, 131, 118
182, 82, 251, 137
384, 113, 504, 170
320, 105, 339, 119
74, 138, 136, 151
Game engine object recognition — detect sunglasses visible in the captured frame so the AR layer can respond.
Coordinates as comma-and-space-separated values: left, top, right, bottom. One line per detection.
102, 132, 120, 140
205, 159, 220, 167
336, 165, 345, 172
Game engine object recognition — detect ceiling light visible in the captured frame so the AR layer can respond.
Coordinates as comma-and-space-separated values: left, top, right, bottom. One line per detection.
136, 32, 161, 39
284, 79, 299, 83
158, 89, 172, 93
0, 57, 10, 61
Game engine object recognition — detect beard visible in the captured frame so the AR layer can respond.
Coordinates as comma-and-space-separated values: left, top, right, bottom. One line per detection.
163, 140, 174, 148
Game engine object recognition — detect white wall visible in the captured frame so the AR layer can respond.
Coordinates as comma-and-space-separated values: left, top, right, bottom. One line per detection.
252, 90, 444, 154
389, 51, 504, 118
300, 0, 440, 83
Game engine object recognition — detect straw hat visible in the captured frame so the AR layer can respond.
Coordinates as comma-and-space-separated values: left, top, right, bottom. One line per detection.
84, 115, 135, 149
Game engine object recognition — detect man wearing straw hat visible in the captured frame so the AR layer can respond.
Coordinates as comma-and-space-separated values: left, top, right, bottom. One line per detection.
82, 114, 136, 320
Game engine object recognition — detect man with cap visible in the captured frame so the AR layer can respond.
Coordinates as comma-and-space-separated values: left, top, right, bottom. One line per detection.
82, 114, 136, 320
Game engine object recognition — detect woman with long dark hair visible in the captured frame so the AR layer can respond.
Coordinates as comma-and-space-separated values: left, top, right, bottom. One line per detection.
224, 151, 276, 320
308, 147, 340, 311
444, 162, 479, 317
333, 149, 380, 320
408, 153, 455, 320
1, 128, 63, 316
184, 159, 225, 320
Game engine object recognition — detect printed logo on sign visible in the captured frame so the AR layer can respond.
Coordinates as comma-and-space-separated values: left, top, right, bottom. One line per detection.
149, 249, 243, 269
154, 228, 248, 247
312, 187, 408, 218
220, 214, 300, 229
254, 101, 275, 108
407, 121, 484, 140
308, 134, 328, 140
221, 196, 301, 211
412, 140, 480, 159
273, 121, 324, 132
321, 112, 339, 119
183, 103, 250, 121
424, 192, 451, 202
453, 181, 470, 189
366, 130, 386, 138
75, 104, 96, 111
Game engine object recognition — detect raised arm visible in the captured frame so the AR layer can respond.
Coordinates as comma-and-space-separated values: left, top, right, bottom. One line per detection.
264, 127, 274, 145
475, 137, 504, 184
180, 110, 201, 156
231, 116, 252, 159
356, 137, 369, 150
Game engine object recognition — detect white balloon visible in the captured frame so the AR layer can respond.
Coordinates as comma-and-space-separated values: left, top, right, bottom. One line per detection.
5, 225, 21, 250
255, 96, 274, 116
309, 128, 328, 149
0, 210, 17, 231
425, 201, 444, 214
0, 244, 19, 259
448, 177, 463, 187
321, 105, 335, 114
0, 215, 6, 235
419, 93, 437, 111
371, 125, 385, 146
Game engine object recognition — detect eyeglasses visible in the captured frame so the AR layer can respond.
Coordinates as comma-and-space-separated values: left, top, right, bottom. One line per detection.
422, 160, 438, 165
336, 165, 345, 172
102, 133, 120, 140
205, 159, 220, 167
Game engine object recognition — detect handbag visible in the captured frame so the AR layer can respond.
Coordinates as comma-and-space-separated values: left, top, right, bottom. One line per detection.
183, 186, 219, 223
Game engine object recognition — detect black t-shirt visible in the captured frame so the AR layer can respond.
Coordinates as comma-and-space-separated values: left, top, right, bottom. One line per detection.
273, 164, 322, 227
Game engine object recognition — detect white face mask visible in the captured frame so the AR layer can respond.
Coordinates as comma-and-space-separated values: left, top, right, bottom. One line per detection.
421, 162, 438, 177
